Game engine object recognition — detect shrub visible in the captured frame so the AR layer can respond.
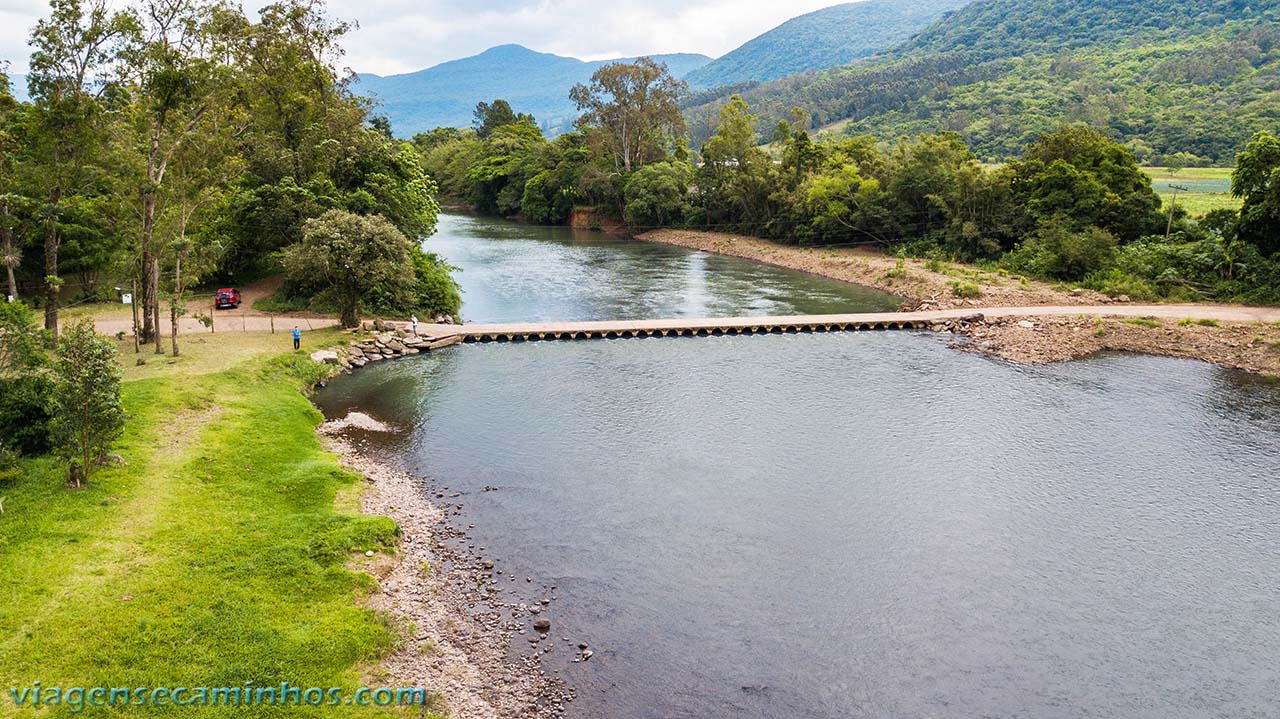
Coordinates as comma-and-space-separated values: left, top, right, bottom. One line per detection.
948, 280, 983, 298
1004, 222, 1118, 281
51, 321, 125, 485
1082, 267, 1158, 300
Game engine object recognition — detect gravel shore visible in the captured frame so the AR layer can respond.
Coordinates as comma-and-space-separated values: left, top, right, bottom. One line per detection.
639, 228, 1280, 376
319, 420, 575, 718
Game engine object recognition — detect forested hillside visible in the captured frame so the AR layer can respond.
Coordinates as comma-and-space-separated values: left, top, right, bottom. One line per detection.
683, 0, 970, 89
683, 0, 1280, 163
356, 45, 710, 136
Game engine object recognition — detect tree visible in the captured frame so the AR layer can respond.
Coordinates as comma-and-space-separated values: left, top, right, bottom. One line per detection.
473, 99, 533, 139
26, 0, 133, 334
118, 0, 240, 352
1012, 125, 1164, 242
51, 319, 124, 486
1232, 130, 1280, 256
283, 209, 414, 327
623, 161, 694, 227
0, 69, 20, 302
570, 58, 686, 173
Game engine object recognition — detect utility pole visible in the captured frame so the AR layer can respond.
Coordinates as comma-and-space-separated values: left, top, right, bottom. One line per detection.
1166, 184, 1189, 239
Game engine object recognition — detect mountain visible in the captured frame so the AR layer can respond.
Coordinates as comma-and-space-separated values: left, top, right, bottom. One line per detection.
683, 0, 1280, 164
356, 44, 711, 136
684, 0, 972, 90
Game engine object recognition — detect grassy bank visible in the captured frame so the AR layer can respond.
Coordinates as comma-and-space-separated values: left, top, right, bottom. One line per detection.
0, 330, 423, 717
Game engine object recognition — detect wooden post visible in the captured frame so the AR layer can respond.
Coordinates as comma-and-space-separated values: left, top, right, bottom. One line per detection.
270, 313, 275, 334
211, 297, 215, 333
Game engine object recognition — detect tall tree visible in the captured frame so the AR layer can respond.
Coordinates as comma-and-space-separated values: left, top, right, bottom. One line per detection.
1232, 130, 1280, 257
26, 0, 132, 334
0, 69, 21, 301
473, 99, 533, 139
570, 58, 686, 173
119, 0, 239, 351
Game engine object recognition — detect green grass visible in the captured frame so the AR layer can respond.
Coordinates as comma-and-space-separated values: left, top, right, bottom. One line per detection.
1178, 317, 1221, 327
0, 340, 426, 717
1121, 317, 1161, 328
947, 280, 983, 298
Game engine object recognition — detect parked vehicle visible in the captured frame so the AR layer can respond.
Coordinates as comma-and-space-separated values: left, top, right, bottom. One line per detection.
214, 288, 242, 309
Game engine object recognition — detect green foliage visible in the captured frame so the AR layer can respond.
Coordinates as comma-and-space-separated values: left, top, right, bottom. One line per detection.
1005, 223, 1118, 281
948, 280, 983, 298
51, 320, 124, 484
0, 302, 54, 456
284, 210, 408, 327
1232, 130, 1280, 256
410, 248, 463, 320
623, 162, 695, 227
682, 0, 1280, 164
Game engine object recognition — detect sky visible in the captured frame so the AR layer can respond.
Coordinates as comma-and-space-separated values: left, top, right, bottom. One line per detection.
1, 0, 853, 76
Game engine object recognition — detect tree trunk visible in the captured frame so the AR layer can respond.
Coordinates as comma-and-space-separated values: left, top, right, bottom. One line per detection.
140, 190, 157, 343
170, 254, 181, 357
152, 258, 163, 354
43, 195, 60, 335
2, 211, 17, 301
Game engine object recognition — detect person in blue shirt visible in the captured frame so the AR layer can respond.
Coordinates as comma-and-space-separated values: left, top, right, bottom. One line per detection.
292, 326, 301, 350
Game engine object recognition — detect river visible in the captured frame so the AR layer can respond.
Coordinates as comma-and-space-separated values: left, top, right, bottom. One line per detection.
316, 214, 1280, 718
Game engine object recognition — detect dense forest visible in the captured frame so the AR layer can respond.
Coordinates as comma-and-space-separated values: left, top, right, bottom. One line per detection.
0, 0, 461, 342
682, 0, 1280, 164
424, 60, 1280, 306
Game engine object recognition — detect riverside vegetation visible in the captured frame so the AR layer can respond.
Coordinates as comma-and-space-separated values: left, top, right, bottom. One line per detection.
422, 85, 1280, 305
0, 0, 461, 349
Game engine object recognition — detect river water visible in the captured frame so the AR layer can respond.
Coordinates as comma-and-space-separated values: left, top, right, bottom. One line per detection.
316, 215, 1280, 718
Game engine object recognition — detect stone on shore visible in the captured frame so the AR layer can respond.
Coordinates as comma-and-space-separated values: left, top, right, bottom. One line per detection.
310, 349, 340, 364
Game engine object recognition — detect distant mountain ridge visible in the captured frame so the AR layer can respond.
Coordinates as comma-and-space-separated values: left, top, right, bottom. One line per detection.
355, 44, 710, 137
682, 0, 1280, 163
684, 0, 972, 89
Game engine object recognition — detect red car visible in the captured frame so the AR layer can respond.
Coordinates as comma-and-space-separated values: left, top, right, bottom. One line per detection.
214, 288, 241, 309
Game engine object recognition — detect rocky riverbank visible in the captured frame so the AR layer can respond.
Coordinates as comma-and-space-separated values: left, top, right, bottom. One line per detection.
639, 228, 1280, 377
320, 419, 578, 718
936, 313, 1280, 375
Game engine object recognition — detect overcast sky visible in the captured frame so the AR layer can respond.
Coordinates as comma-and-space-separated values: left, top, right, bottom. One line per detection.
1, 0, 852, 76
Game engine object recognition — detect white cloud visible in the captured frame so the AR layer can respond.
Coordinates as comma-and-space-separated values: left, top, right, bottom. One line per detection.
2, 0, 852, 76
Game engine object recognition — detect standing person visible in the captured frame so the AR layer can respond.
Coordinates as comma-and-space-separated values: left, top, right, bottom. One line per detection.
292, 326, 301, 350
410, 314, 419, 336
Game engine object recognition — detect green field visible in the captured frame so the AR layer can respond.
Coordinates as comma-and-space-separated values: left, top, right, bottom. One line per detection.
0, 330, 430, 717
1143, 167, 1241, 217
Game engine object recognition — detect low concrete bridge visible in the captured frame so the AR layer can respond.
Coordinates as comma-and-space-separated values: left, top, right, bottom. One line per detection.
424, 304, 1280, 344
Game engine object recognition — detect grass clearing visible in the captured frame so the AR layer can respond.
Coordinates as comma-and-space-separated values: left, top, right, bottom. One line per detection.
1143, 167, 1241, 217
0, 330, 427, 717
